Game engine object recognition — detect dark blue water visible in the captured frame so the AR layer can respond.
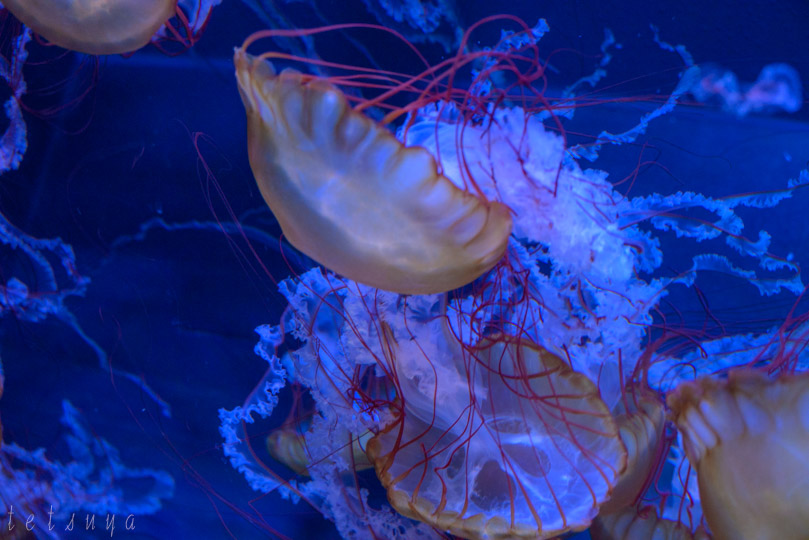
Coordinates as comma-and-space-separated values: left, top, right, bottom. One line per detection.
1, 1, 808, 539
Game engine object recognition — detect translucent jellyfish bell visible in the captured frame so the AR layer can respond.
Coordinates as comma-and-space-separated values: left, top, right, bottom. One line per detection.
266, 425, 373, 477
2, 0, 176, 54
366, 331, 626, 539
668, 370, 809, 540
234, 50, 513, 295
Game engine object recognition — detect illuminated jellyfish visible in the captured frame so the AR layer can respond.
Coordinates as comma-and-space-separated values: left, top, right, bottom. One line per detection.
1, 0, 220, 54
640, 277, 809, 537
220, 18, 807, 540
687, 62, 803, 117
234, 46, 512, 294
243, 0, 462, 62
587, 391, 714, 539
2, 0, 176, 54
668, 369, 809, 539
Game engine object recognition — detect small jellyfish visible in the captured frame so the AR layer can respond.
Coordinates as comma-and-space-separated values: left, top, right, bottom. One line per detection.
2, 0, 176, 54
233, 49, 512, 295
668, 370, 809, 540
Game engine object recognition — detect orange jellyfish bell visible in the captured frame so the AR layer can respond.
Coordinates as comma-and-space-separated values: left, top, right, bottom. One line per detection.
600, 393, 665, 514
591, 394, 713, 539
366, 330, 626, 539
667, 369, 809, 540
233, 49, 513, 295
2, 0, 176, 54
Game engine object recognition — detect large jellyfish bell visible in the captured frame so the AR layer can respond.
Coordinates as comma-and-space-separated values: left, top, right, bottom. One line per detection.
233, 46, 513, 295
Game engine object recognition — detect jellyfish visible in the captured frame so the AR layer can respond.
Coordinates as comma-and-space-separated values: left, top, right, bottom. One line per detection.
589, 393, 713, 539
0, 401, 174, 535
599, 392, 665, 515
2, 0, 177, 54
667, 370, 809, 539
267, 423, 374, 476
366, 326, 626, 539
220, 19, 808, 540
591, 506, 711, 540
233, 47, 512, 295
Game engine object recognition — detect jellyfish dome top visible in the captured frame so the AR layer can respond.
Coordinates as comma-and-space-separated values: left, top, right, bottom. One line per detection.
367, 331, 626, 538
219, 16, 808, 540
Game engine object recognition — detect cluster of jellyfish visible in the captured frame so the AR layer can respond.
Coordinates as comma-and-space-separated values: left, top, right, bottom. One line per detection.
0, 1, 808, 539
219, 17, 809, 540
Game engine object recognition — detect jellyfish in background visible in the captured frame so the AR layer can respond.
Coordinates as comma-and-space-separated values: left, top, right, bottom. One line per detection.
1, 0, 221, 54
0, 12, 178, 533
220, 17, 808, 539
687, 62, 803, 117
0, 21, 29, 175
0, 400, 175, 539
242, 0, 463, 64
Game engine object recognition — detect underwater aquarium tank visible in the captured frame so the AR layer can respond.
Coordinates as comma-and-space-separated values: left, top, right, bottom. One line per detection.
1, 0, 808, 539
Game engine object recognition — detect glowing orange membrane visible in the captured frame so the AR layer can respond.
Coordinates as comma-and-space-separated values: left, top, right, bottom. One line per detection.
591, 506, 711, 540
266, 428, 311, 476
600, 394, 665, 514
266, 427, 373, 477
366, 335, 625, 539
3, 0, 175, 54
234, 50, 513, 295
668, 370, 809, 540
